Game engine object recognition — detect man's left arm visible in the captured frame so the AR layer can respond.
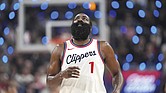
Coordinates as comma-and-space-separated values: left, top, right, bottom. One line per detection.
100, 41, 123, 93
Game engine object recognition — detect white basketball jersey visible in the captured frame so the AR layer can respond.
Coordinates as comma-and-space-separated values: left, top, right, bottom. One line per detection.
60, 38, 106, 93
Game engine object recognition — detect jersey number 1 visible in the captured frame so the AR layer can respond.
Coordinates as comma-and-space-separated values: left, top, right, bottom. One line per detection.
89, 62, 94, 73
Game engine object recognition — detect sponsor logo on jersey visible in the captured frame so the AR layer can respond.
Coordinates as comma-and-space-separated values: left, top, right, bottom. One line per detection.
66, 50, 96, 64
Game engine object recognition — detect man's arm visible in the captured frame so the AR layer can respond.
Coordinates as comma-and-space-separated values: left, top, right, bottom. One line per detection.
100, 41, 123, 93
46, 44, 64, 91
46, 44, 80, 91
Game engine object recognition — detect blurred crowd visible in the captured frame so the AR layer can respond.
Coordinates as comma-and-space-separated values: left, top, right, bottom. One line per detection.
107, 0, 166, 67
0, 0, 166, 93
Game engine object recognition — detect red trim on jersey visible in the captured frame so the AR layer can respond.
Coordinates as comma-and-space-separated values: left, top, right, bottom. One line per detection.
70, 38, 93, 48
97, 41, 105, 64
61, 42, 67, 66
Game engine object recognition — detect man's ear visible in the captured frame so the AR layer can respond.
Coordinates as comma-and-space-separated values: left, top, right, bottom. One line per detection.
90, 21, 92, 27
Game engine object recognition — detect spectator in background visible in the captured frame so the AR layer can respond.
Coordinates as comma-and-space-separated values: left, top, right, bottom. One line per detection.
14, 65, 34, 92
25, 72, 44, 93
0, 73, 9, 93
162, 44, 166, 90
7, 79, 19, 93
145, 43, 156, 68
14, 65, 34, 85
0, 72, 18, 93
163, 82, 166, 93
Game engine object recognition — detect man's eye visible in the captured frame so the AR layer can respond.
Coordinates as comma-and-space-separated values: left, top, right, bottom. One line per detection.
83, 18, 88, 21
74, 18, 78, 20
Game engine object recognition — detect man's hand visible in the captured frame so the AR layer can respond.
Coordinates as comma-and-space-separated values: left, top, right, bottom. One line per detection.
112, 90, 120, 93
61, 66, 80, 79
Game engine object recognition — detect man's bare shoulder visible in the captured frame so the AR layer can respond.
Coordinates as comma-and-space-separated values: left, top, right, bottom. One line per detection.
99, 41, 111, 49
97, 41, 112, 58
51, 43, 64, 55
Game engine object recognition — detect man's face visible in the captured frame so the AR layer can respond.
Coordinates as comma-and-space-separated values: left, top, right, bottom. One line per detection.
73, 13, 91, 25
71, 13, 91, 41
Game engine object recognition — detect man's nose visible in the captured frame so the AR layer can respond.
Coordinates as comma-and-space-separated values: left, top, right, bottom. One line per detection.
77, 18, 83, 22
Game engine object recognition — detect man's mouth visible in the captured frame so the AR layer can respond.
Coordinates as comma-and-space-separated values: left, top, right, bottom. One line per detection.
76, 21, 84, 27
78, 23, 82, 27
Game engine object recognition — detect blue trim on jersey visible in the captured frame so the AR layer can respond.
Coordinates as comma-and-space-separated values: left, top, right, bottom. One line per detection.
61, 42, 67, 66
70, 38, 93, 48
97, 41, 105, 63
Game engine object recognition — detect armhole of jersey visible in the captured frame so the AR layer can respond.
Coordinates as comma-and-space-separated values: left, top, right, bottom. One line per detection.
61, 42, 67, 66
97, 41, 105, 64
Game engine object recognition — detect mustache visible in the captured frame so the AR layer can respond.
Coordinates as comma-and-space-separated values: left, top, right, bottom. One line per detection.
73, 21, 89, 27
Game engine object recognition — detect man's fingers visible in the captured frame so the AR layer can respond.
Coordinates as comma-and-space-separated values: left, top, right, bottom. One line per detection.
62, 66, 81, 79
67, 68, 80, 74
69, 67, 80, 78
70, 73, 80, 78
72, 69, 80, 74
71, 75, 79, 78
71, 72, 80, 76
70, 69, 80, 77
68, 66, 80, 70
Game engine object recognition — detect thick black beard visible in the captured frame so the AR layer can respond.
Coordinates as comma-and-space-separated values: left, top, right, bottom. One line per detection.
71, 22, 91, 41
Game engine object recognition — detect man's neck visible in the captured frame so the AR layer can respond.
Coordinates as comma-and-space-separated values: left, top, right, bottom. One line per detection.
73, 38, 90, 45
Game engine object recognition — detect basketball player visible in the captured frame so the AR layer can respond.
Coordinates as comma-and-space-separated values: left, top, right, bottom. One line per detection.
46, 13, 123, 93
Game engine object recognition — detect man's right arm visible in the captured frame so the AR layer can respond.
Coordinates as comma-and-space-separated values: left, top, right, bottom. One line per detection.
46, 44, 80, 91
46, 44, 64, 91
